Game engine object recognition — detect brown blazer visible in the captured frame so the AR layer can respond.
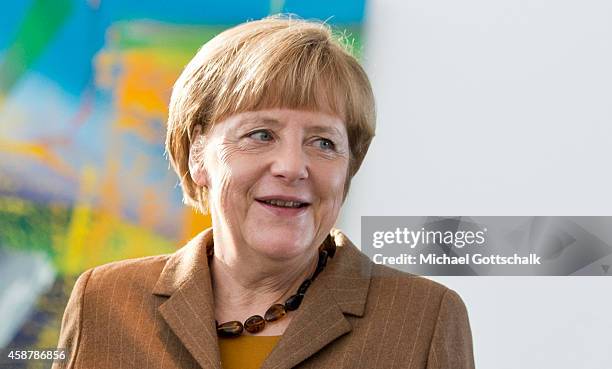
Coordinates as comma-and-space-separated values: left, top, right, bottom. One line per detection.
53, 228, 475, 369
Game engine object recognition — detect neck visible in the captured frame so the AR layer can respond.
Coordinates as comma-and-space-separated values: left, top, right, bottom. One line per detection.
209, 233, 319, 329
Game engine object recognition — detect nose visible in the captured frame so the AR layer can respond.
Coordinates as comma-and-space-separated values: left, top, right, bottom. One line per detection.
270, 139, 308, 183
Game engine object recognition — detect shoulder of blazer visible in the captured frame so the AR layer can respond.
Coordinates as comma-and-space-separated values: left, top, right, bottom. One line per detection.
53, 253, 186, 369
365, 258, 468, 324
370, 261, 451, 296
368, 261, 468, 321
366, 262, 474, 369
82, 253, 172, 296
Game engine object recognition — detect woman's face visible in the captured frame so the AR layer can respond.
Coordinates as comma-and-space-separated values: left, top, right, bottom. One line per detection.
194, 108, 350, 261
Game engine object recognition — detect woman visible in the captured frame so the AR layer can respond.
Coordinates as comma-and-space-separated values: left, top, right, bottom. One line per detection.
53, 16, 474, 369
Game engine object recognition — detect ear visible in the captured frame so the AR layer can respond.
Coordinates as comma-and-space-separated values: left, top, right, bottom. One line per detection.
188, 125, 208, 188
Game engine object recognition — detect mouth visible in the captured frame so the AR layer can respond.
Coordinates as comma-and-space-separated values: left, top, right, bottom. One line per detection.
255, 199, 310, 208
255, 196, 311, 215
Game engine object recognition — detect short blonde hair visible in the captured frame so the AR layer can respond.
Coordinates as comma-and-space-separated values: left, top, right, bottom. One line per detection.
166, 15, 376, 213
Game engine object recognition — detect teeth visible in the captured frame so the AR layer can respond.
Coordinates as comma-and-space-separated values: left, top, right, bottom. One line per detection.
263, 199, 304, 208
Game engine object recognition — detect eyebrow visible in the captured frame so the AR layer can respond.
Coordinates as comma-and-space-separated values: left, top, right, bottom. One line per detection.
306, 125, 344, 138
237, 116, 283, 128
238, 115, 345, 138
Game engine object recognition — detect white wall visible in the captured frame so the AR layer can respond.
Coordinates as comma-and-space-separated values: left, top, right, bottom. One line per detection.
338, 1, 612, 368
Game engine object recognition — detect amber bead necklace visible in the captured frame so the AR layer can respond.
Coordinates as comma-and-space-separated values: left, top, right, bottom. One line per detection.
211, 236, 336, 338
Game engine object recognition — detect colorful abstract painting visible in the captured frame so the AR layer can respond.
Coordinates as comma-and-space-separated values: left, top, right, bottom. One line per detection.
0, 0, 366, 360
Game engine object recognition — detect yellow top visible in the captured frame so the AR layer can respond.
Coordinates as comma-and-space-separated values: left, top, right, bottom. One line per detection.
219, 335, 282, 369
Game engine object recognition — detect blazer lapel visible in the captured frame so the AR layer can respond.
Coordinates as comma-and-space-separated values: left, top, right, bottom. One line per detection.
260, 229, 373, 369
152, 229, 222, 369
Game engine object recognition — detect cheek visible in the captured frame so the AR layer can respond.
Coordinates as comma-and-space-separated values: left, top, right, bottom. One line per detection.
316, 160, 349, 205
206, 145, 241, 208
213, 148, 263, 206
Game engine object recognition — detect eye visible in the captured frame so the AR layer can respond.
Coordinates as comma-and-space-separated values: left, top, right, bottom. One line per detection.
248, 130, 273, 141
315, 138, 336, 151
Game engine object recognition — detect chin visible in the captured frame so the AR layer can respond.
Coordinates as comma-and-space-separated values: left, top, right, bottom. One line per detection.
248, 229, 314, 260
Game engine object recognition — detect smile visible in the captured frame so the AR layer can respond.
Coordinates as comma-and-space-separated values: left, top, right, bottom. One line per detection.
255, 197, 311, 217
258, 199, 308, 208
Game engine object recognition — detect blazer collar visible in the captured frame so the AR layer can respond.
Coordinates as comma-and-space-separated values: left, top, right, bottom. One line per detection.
152, 227, 372, 369
152, 228, 221, 369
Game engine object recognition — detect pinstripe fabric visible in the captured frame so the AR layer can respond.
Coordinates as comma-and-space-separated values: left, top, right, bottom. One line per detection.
53, 228, 474, 369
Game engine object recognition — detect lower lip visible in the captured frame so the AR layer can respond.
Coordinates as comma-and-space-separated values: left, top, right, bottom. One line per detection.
256, 200, 309, 217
